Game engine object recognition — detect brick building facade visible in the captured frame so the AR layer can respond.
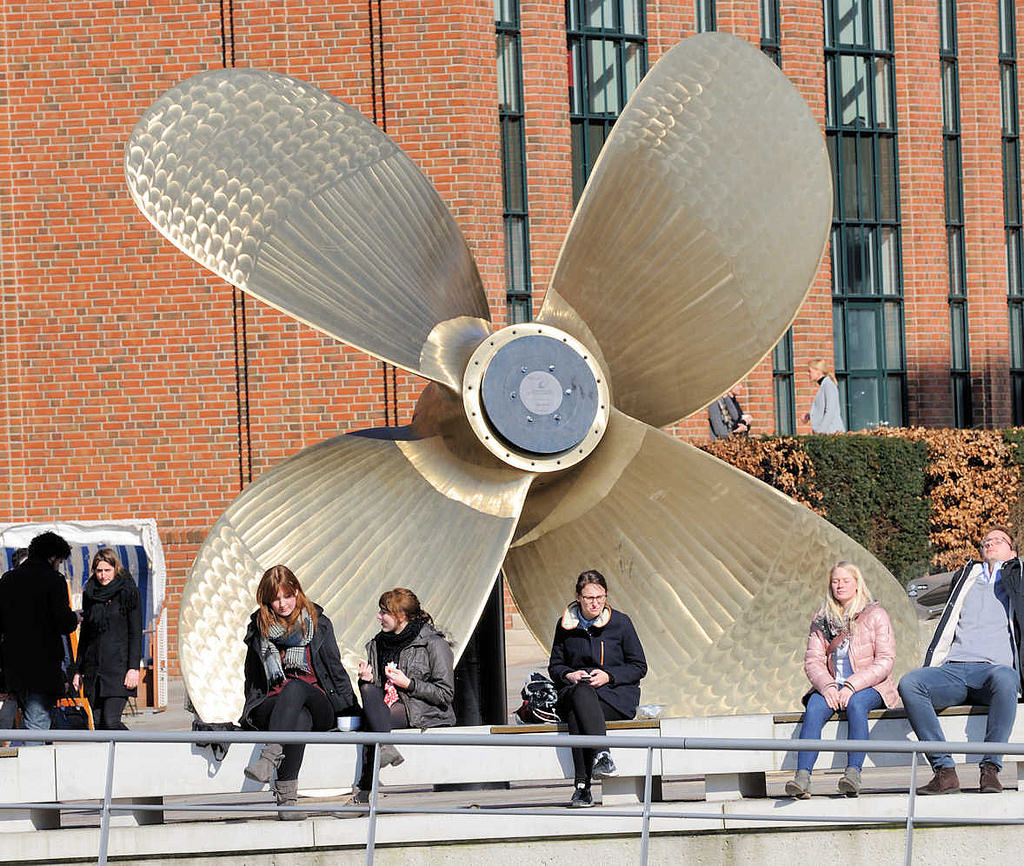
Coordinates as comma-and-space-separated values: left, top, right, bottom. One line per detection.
2, 0, 1022, 672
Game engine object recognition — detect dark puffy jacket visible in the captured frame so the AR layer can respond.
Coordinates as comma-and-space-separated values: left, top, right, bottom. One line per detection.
549, 603, 647, 718
239, 605, 359, 728
364, 622, 455, 728
0, 557, 79, 694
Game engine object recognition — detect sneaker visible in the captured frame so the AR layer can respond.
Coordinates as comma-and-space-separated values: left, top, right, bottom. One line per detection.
979, 762, 1003, 794
916, 766, 960, 795
569, 783, 594, 808
837, 766, 861, 797
784, 769, 811, 799
592, 750, 618, 777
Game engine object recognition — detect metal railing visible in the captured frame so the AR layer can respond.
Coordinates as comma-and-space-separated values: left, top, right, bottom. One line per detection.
2, 727, 1023, 866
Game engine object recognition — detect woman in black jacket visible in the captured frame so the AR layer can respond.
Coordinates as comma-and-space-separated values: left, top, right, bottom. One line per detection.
239, 565, 359, 820
73, 549, 143, 730
549, 570, 647, 807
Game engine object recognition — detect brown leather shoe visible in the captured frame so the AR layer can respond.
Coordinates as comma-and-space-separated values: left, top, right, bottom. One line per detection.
979, 762, 1003, 793
917, 766, 960, 795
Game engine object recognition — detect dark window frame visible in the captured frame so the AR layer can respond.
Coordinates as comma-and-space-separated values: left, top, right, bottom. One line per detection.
566, 0, 648, 203
498, 0, 533, 323
824, 0, 906, 430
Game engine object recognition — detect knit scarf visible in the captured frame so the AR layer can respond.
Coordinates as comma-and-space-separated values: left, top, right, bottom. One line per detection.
83, 574, 136, 633
260, 609, 314, 688
373, 617, 425, 675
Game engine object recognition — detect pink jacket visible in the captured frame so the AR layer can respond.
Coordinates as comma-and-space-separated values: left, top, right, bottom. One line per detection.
803, 602, 899, 708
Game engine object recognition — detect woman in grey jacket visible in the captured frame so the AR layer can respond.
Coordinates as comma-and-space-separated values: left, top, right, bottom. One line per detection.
802, 359, 846, 433
352, 587, 455, 802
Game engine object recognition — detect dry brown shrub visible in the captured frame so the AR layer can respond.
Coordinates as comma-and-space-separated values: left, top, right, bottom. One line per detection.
869, 427, 1020, 570
701, 437, 824, 514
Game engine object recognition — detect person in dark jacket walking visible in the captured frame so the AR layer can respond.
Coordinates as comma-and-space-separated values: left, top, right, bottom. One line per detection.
351, 587, 455, 803
239, 565, 359, 820
549, 569, 648, 807
72, 549, 143, 730
0, 532, 80, 737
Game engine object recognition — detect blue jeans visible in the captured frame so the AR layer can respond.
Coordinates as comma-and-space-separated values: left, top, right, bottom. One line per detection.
796, 687, 884, 772
16, 691, 55, 742
898, 662, 1019, 770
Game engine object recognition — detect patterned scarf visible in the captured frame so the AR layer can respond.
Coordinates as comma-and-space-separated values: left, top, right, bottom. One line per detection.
259, 609, 314, 688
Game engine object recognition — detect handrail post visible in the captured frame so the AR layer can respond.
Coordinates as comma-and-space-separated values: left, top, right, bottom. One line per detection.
364, 737, 384, 866
639, 745, 653, 865
97, 738, 116, 866
904, 750, 918, 866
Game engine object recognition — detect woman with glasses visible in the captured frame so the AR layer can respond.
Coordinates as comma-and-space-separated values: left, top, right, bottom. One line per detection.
785, 561, 897, 799
351, 587, 455, 803
548, 570, 648, 807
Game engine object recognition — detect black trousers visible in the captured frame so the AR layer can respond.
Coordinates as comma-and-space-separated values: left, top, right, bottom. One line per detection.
85, 683, 128, 731
557, 683, 628, 784
250, 679, 335, 781
357, 682, 409, 789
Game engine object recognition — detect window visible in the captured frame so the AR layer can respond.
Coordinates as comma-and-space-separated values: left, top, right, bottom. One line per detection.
1002, 0, 1024, 422
939, 0, 971, 427
695, 0, 716, 33
761, 0, 794, 432
497, 0, 532, 322
825, 0, 905, 429
566, 0, 647, 203
760, 0, 781, 67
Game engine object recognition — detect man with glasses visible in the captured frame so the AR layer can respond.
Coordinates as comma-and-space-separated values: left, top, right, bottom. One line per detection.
898, 526, 1023, 794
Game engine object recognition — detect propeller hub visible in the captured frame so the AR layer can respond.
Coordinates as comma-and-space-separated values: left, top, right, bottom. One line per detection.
462, 323, 610, 472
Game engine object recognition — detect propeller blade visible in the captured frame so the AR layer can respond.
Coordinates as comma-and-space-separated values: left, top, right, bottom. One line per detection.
503, 410, 917, 717
126, 68, 491, 390
539, 33, 832, 427
179, 427, 534, 723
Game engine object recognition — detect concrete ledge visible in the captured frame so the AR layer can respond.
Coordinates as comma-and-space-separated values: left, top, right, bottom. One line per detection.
5, 789, 1024, 864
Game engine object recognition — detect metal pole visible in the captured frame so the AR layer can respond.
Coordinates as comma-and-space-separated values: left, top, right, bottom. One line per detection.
904, 750, 918, 866
97, 739, 116, 866
640, 745, 653, 865
365, 740, 383, 866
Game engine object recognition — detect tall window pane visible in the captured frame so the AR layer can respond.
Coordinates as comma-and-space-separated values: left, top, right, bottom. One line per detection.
498, 1, 532, 321
567, 0, 648, 204
1002, 0, 1024, 421
827, 0, 904, 429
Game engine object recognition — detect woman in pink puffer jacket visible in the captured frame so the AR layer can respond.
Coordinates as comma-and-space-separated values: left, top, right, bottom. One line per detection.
784, 561, 898, 799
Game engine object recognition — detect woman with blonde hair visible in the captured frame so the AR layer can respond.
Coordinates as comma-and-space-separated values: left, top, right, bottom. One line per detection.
801, 358, 846, 433
73, 548, 142, 730
239, 565, 358, 819
785, 561, 897, 798
352, 587, 455, 803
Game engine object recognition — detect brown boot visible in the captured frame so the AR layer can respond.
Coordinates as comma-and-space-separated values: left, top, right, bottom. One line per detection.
979, 762, 1003, 793
916, 766, 960, 795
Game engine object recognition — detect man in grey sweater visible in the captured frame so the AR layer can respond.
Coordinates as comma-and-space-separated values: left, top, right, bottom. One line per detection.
898, 526, 1023, 794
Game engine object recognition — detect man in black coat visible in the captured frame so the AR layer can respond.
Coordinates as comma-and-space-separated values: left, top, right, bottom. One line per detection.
0, 532, 80, 735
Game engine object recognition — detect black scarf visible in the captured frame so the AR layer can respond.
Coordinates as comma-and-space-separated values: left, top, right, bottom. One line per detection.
374, 617, 425, 673
83, 574, 136, 634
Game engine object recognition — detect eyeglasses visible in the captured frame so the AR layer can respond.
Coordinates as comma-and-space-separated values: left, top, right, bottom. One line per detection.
579, 594, 606, 602
981, 537, 1012, 549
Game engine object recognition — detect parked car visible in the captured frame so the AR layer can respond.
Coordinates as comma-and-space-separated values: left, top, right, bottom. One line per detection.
906, 571, 954, 619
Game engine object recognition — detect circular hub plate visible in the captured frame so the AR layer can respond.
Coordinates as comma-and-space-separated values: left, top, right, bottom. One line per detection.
480, 335, 597, 454
463, 323, 610, 472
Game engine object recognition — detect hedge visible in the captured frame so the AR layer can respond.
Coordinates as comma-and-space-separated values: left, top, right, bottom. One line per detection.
702, 428, 1024, 585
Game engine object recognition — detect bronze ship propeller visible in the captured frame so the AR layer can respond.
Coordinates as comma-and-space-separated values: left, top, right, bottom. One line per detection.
126, 32, 918, 724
